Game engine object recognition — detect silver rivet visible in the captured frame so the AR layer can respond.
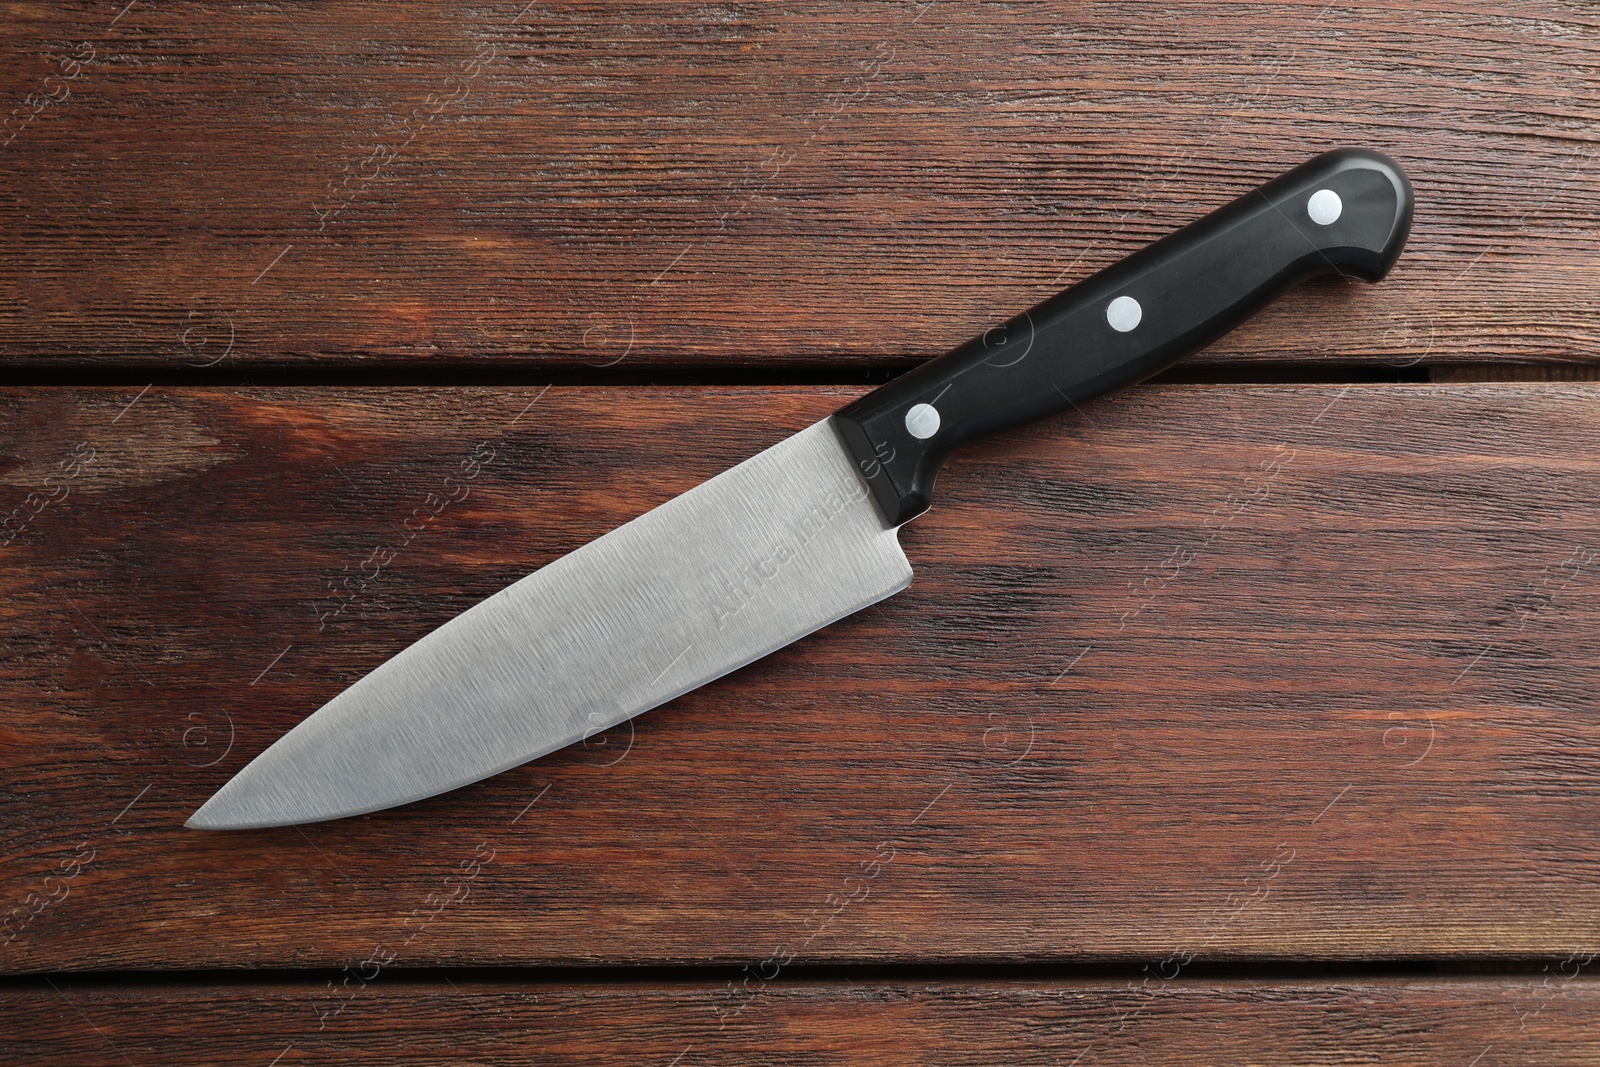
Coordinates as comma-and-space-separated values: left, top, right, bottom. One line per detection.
1106, 295, 1142, 333
1308, 188, 1342, 226
904, 403, 940, 440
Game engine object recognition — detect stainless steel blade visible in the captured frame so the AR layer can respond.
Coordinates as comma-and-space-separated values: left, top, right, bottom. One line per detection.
188, 418, 911, 829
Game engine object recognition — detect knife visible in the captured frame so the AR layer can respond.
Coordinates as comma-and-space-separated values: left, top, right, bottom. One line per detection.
189, 148, 1413, 829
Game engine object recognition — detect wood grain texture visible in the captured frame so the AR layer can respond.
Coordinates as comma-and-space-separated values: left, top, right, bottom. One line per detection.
6, 978, 1600, 1066
3, 1, 1598, 368
4, 384, 1600, 972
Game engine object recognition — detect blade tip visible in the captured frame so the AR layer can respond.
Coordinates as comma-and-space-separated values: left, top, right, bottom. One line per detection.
185, 792, 266, 831
184, 800, 226, 831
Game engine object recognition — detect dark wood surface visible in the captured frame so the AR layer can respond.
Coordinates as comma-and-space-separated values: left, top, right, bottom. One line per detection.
8, 1, 1600, 1062
3, 1, 1599, 369
4, 385, 1600, 976
8, 978, 1600, 1066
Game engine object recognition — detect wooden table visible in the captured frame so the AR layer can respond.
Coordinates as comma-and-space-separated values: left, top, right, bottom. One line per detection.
5, 2, 1600, 1063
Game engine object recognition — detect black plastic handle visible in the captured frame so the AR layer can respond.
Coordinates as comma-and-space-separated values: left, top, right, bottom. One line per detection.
831, 147, 1413, 527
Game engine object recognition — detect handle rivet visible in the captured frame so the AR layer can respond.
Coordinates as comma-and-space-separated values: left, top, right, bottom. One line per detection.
904, 403, 941, 439
1307, 188, 1342, 225
1106, 295, 1142, 333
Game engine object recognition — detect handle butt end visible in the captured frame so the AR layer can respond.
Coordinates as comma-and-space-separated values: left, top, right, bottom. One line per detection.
1283, 147, 1414, 282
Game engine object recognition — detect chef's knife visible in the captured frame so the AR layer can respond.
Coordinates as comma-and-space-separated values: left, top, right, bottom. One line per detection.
189, 148, 1413, 829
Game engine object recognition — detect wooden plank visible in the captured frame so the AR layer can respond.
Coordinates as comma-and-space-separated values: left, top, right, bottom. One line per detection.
3, 1, 1597, 368
3, 384, 1600, 972
6, 978, 1600, 1066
